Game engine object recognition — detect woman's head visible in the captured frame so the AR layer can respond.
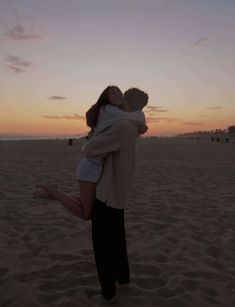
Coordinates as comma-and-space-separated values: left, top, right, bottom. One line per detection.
107, 86, 124, 107
86, 85, 123, 128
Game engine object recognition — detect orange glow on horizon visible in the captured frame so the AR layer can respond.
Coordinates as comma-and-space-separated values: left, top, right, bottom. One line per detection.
1, 118, 233, 138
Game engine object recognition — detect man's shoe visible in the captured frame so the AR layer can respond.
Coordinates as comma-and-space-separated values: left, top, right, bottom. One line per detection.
91, 293, 118, 305
116, 282, 131, 290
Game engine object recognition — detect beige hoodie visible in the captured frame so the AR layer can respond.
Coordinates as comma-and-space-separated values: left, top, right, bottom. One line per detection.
83, 120, 139, 209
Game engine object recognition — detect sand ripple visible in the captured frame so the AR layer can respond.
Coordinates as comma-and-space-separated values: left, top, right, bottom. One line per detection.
1, 138, 235, 306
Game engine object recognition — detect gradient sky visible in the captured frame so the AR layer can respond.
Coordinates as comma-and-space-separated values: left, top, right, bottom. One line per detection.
0, 0, 234, 137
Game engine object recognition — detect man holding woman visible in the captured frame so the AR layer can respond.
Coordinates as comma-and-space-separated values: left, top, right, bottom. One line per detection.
83, 86, 148, 302
37, 85, 149, 303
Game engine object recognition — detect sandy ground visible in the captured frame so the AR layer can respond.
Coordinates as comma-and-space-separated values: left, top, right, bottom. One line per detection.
0, 137, 235, 307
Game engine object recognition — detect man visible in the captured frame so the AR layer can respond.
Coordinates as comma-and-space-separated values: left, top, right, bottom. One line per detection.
35, 88, 148, 303
83, 88, 148, 303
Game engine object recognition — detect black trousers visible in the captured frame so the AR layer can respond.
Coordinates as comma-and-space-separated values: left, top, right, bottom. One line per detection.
91, 199, 130, 299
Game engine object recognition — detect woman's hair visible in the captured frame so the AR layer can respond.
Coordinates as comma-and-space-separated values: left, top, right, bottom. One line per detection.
86, 85, 118, 128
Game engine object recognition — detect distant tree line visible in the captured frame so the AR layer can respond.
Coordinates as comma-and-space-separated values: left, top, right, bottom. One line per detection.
228, 125, 235, 136
176, 124, 235, 138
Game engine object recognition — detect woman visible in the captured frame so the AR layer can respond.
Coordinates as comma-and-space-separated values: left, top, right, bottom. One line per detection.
34, 85, 147, 221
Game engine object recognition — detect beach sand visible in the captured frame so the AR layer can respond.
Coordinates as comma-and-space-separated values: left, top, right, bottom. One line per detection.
0, 137, 235, 306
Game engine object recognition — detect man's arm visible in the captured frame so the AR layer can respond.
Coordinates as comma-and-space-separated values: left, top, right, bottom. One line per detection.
83, 122, 122, 158
83, 121, 137, 158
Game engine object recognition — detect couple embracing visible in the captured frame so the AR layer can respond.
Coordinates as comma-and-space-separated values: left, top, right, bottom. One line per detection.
36, 85, 148, 303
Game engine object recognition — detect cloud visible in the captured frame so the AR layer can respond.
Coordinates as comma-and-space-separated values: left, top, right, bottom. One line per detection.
145, 106, 172, 123
3, 12, 42, 41
48, 96, 66, 100
5, 54, 33, 73
4, 23, 42, 40
145, 106, 169, 113
207, 106, 223, 110
192, 37, 208, 48
183, 121, 204, 126
146, 117, 179, 123
42, 113, 85, 120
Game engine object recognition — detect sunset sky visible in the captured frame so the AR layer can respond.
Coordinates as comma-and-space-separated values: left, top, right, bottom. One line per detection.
0, 0, 234, 138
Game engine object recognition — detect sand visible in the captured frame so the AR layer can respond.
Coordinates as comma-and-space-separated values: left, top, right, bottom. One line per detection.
0, 137, 235, 307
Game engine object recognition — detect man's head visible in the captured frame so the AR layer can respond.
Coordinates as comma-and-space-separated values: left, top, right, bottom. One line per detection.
124, 88, 148, 111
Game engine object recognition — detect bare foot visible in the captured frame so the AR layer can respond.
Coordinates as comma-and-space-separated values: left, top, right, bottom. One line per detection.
32, 189, 52, 199
32, 184, 58, 199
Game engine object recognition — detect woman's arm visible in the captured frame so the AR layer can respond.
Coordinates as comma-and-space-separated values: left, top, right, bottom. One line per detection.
139, 125, 148, 134
107, 107, 147, 134
95, 105, 147, 135
104, 104, 145, 122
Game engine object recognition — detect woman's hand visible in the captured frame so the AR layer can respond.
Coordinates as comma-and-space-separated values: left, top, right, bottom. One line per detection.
139, 124, 148, 135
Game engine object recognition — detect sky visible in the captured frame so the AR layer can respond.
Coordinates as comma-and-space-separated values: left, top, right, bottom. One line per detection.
0, 0, 234, 138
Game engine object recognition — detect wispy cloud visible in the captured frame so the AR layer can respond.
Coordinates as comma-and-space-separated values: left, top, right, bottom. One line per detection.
207, 106, 223, 110
48, 96, 67, 100
42, 114, 85, 120
3, 12, 42, 41
145, 106, 169, 113
5, 54, 33, 73
145, 106, 171, 122
192, 37, 208, 48
5, 23, 42, 40
183, 121, 204, 126
146, 117, 179, 123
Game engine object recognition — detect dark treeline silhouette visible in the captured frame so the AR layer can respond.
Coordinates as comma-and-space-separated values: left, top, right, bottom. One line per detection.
176, 124, 235, 140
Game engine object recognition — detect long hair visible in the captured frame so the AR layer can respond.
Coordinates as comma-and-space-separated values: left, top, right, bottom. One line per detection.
86, 85, 117, 128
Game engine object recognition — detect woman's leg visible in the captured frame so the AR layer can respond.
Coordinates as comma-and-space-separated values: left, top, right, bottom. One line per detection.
36, 183, 95, 220
78, 180, 96, 219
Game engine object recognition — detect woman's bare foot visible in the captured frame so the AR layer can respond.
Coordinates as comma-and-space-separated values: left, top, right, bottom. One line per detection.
32, 189, 51, 199
32, 184, 58, 199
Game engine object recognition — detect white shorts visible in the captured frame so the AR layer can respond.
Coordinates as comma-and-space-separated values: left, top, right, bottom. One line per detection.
76, 157, 103, 183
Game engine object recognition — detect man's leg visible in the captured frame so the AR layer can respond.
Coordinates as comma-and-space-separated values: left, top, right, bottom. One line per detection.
116, 210, 130, 285
91, 199, 118, 300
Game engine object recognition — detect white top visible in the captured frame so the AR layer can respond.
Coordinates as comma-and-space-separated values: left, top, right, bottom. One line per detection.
93, 104, 146, 137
